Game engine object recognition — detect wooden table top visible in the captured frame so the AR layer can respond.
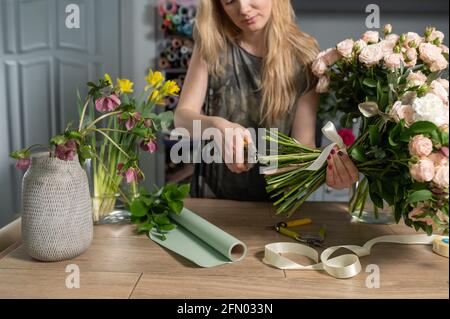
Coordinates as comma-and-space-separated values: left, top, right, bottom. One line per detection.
0, 199, 448, 299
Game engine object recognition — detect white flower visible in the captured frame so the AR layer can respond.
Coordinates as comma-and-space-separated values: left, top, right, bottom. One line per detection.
412, 93, 449, 127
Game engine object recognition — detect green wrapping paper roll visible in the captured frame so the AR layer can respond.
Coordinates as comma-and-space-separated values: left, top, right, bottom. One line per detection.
149, 208, 247, 268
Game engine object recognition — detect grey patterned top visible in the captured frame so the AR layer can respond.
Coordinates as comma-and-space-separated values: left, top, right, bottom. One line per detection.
190, 39, 317, 201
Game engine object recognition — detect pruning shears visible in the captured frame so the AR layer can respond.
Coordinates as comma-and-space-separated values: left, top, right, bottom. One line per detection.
267, 218, 326, 248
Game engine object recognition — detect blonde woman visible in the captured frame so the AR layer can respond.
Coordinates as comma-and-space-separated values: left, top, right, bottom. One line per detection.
174, 0, 359, 201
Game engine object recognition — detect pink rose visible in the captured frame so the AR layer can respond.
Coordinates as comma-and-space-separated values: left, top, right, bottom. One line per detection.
353, 39, 367, 53
404, 48, 418, 67
436, 79, 449, 93
385, 34, 400, 45
315, 76, 330, 93
409, 158, 435, 182
389, 101, 414, 126
419, 43, 443, 64
337, 128, 356, 146
378, 40, 395, 55
430, 55, 449, 72
16, 158, 31, 171
428, 30, 445, 44
433, 164, 449, 189
95, 93, 121, 112
359, 44, 384, 66
440, 44, 449, 55
383, 24, 393, 35
362, 31, 379, 44
429, 80, 449, 105
429, 152, 449, 166
409, 134, 433, 157
336, 39, 354, 58
407, 71, 427, 87
440, 146, 449, 158
140, 139, 158, 153
318, 48, 341, 66
404, 32, 424, 48
312, 58, 328, 76
384, 53, 404, 69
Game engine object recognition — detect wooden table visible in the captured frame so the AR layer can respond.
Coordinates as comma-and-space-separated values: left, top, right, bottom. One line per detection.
0, 199, 448, 299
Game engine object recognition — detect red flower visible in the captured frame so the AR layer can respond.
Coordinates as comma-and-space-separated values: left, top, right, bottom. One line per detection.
338, 128, 356, 147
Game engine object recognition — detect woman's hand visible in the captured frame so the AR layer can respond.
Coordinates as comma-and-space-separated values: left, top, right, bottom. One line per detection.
213, 117, 254, 174
326, 146, 359, 190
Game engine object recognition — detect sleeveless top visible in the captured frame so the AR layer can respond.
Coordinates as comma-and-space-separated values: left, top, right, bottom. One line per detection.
190, 39, 318, 201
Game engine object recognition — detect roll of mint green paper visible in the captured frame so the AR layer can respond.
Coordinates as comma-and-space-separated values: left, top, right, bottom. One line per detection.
149, 207, 247, 268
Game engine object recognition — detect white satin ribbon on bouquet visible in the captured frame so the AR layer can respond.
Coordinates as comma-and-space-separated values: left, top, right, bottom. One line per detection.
263, 234, 440, 279
305, 121, 347, 171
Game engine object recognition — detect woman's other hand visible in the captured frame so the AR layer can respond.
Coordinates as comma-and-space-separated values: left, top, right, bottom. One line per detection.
326, 146, 359, 189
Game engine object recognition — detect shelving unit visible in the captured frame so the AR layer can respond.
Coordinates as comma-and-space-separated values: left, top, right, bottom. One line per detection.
156, 0, 198, 184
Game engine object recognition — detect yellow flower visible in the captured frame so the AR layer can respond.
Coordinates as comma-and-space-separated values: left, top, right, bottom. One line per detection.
145, 70, 164, 91
117, 78, 134, 94
104, 73, 113, 88
161, 80, 180, 96
149, 90, 165, 105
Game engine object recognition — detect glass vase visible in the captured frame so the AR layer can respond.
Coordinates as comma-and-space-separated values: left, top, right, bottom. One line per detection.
84, 147, 139, 224
348, 176, 395, 224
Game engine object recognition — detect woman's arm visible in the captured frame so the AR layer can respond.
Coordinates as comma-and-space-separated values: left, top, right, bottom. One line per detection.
174, 47, 253, 173
291, 90, 319, 148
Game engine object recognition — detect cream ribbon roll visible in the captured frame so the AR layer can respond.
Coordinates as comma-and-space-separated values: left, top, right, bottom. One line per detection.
263, 234, 440, 279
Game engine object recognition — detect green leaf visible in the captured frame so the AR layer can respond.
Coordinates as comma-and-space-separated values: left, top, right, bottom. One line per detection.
168, 200, 183, 214
131, 199, 148, 217
369, 125, 380, 146
350, 146, 367, 162
363, 78, 378, 88
137, 223, 153, 233
407, 190, 433, 204
154, 213, 171, 225
408, 121, 438, 135
50, 135, 67, 146
159, 224, 177, 231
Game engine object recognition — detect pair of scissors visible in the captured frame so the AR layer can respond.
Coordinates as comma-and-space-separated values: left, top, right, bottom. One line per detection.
267, 218, 326, 248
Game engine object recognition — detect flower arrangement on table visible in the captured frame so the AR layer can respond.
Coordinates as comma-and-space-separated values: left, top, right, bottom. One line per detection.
260, 25, 449, 235
10, 69, 181, 223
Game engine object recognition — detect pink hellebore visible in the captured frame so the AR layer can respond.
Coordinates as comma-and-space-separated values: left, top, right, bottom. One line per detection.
125, 112, 142, 131
338, 128, 356, 147
55, 139, 77, 161
16, 158, 31, 171
95, 93, 121, 112
140, 139, 158, 153
124, 168, 139, 184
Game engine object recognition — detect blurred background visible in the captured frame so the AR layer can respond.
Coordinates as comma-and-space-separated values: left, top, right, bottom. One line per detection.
0, 0, 448, 229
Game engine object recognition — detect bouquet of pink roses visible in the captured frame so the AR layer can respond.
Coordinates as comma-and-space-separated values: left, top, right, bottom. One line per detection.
261, 25, 448, 235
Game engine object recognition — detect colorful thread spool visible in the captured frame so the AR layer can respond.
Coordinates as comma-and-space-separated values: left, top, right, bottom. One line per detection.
159, 57, 171, 69
159, 0, 178, 16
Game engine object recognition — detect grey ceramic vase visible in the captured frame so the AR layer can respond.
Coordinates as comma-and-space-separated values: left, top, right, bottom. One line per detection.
21, 153, 93, 261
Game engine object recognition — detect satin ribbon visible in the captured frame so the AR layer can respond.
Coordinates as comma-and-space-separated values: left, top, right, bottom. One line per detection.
305, 121, 347, 171
263, 234, 439, 279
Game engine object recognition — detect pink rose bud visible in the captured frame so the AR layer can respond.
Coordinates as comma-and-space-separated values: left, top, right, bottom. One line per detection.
16, 158, 31, 171
337, 128, 356, 146
409, 135, 433, 157
440, 147, 449, 158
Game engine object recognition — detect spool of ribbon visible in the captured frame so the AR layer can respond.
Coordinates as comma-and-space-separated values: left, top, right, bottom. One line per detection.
305, 121, 347, 171
166, 96, 179, 110
263, 234, 440, 279
159, 0, 178, 16
187, 6, 196, 19
172, 14, 182, 26
158, 57, 170, 69
172, 37, 182, 49
178, 6, 189, 17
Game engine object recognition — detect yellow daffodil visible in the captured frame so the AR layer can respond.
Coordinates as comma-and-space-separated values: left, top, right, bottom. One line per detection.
149, 90, 165, 105
104, 73, 114, 88
161, 80, 180, 96
145, 70, 164, 91
117, 78, 134, 94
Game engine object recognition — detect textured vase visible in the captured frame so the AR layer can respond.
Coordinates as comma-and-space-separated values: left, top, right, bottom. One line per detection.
21, 153, 93, 261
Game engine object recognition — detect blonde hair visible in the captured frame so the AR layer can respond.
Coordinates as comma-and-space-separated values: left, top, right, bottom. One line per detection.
194, 0, 319, 125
